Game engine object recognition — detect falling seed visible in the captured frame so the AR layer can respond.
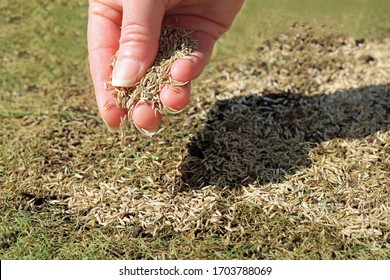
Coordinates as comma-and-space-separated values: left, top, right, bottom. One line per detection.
103, 102, 113, 108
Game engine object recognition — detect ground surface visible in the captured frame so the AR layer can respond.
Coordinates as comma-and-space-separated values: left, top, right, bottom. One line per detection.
0, 0, 389, 259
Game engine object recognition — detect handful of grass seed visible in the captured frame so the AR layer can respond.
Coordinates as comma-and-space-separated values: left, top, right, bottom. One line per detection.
108, 26, 197, 135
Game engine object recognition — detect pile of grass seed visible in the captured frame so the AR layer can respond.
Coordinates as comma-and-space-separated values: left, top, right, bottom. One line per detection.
212, 23, 388, 97
108, 26, 197, 136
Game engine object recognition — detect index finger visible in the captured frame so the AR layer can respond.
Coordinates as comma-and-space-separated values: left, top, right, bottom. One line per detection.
88, 0, 127, 130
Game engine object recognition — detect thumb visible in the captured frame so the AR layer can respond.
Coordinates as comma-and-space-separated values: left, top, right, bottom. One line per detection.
112, 0, 166, 87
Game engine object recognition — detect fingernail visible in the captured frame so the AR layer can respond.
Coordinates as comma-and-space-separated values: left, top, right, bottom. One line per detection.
103, 119, 119, 133
164, 106, 185, 115
133, 122, 158, 137
111, 58, 140, 87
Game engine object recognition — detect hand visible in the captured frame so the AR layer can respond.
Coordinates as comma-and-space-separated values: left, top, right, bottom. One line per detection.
88, 0, 244, 132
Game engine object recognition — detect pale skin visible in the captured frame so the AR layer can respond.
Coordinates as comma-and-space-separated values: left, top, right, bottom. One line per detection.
88, 0, 245, 132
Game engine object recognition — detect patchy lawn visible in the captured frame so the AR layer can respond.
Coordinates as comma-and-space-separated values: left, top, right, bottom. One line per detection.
1, 0, 389, 259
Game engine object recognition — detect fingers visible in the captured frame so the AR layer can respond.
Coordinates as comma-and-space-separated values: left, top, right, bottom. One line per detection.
88, 0, 219, 134
88, 0, 168, 132
131, 83, 190, 134
111, 0, 167, 87
162, 13, 222, 82
159, 83, 191, 113
170, 30, 216, 82
131, 102, 163, 135
131, 27, 215, 133
88, 0, 127, 131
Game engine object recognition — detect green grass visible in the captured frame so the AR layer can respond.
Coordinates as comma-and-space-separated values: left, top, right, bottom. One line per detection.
1, 203, 388, 260
1, 0, 389, 260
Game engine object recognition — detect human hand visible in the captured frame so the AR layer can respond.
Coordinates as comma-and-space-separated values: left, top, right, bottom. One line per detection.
88, 0, 244, 133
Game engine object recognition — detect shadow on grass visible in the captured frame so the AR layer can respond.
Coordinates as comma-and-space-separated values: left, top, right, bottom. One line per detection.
181, 84, 390, 188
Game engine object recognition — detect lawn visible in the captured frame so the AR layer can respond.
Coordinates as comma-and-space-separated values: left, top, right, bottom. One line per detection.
0, 0, 389, 259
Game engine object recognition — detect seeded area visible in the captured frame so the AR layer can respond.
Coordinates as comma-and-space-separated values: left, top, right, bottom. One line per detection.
2, 18, 389, 259
183, 23, 390, 187
108, 26, 197, 136
64, 25, 390, 250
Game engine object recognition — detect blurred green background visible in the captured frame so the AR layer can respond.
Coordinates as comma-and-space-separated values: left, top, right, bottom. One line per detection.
220, 0, 390, 58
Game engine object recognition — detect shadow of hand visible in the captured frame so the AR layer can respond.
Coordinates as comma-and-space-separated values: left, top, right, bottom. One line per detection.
182, 85, 390, 187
